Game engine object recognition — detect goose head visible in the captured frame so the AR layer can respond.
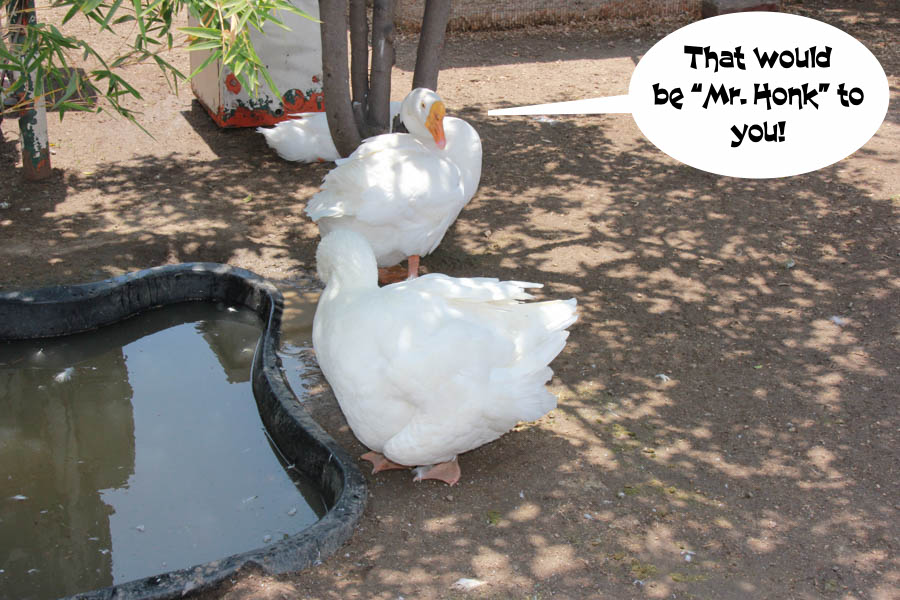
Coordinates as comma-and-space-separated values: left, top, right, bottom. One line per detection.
316, 229, 379, 292
400, 88, 447, 150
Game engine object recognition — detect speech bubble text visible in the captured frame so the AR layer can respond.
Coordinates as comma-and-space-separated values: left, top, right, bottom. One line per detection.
488, 12, 889, 179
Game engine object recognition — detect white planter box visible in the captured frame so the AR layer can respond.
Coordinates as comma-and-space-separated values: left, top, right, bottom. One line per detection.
190, 0, 323, 128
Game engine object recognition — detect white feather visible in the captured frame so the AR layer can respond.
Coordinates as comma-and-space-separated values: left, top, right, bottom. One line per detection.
54, 367, 74, 383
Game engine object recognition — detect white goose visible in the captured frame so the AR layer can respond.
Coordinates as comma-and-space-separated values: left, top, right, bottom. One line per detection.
305, 88, 482, 281
312, 230, 578, 485
257, 102, 402, 163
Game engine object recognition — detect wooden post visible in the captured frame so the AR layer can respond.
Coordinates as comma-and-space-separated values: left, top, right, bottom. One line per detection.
8, 0, 51, 180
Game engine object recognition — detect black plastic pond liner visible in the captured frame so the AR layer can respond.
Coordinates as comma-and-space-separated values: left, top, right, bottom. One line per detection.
0, 263, 367, 600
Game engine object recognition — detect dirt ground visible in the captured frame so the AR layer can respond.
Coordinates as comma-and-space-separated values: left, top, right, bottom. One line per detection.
2, 1, 898, 599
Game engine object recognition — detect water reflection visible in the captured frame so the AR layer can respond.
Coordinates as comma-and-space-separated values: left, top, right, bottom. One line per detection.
0, 303, 325, 600
0, 347, 132, 599
277, 289, 320, 398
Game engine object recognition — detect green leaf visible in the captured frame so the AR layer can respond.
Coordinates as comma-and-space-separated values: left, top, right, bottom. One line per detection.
131, 0, 148, 37
100, 0, 127, 30
60, 69, 81, 103
62, 3, 82, 25
180, 26, 223, 40
80, 0, 106, 16
187, 39, 225, 52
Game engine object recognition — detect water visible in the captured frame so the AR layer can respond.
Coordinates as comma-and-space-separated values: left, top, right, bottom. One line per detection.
277, 289, 320, 397
0, 302, 326, 600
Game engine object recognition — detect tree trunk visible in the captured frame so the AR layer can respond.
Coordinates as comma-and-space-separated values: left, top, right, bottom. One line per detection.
366, 0, 394, 137
349, 0, 368, 131
412, 0, 450, 91
318, 0, 361, 157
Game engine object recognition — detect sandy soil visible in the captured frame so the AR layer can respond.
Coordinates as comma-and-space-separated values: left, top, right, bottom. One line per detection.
1, 1, 898, 599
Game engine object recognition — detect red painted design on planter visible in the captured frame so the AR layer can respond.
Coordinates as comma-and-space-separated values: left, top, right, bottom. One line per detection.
225, 74, 242, 94
198, 89, 326, 128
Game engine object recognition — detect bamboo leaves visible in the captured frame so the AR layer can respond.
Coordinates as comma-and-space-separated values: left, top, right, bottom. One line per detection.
1, 0, 314, 129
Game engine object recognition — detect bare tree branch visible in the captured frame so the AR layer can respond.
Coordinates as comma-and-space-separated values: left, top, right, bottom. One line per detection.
412, 0, 450, 91
318, 0, 361, 156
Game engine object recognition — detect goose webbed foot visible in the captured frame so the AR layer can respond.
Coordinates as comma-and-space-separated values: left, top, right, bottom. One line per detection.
361, 451, 408, 473
413, 458, 460, 486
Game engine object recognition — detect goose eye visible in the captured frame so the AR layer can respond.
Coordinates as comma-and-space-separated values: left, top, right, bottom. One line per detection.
420, 102, 426, 108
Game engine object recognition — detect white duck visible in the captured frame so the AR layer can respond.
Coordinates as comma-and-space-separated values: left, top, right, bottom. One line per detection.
312, 230, 577, 485
256, 102, 402, 163
305, 88, 482, 281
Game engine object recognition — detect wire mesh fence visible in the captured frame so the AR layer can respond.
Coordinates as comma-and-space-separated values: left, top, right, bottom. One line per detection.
395, 0, 702, 32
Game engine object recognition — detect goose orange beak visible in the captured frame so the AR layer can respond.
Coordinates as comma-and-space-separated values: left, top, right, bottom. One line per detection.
425, 101, 446, 149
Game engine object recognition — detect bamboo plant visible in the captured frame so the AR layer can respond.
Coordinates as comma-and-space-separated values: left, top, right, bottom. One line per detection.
0, 0, 311, 128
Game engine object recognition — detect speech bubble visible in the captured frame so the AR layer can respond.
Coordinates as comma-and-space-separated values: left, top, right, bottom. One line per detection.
488, 12, 890, 179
